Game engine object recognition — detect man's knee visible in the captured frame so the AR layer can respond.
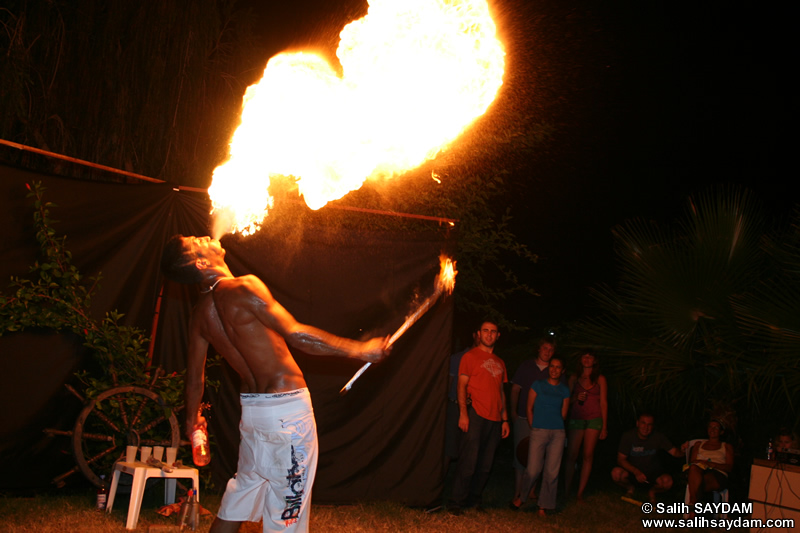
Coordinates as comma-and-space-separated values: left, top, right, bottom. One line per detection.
655, 474, 673, 490
611, 467, 628, 483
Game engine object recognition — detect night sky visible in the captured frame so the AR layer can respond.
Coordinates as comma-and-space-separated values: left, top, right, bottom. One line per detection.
487, 0, 793, 330
238, 0, 791, 333
514, 0, 791, 329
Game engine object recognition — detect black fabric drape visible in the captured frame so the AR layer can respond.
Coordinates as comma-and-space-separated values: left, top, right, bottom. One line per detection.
0, 163, 453, 505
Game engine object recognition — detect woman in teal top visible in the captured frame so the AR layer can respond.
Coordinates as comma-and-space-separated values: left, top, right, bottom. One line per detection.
510, 357, 570, 515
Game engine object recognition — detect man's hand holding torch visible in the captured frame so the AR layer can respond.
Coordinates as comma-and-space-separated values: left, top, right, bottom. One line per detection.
357, 336, 393, 363
340, 255, 456, 394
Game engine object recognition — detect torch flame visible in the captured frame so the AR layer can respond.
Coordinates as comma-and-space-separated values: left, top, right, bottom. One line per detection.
437, 255, 457, 296
209, 0, 505, 237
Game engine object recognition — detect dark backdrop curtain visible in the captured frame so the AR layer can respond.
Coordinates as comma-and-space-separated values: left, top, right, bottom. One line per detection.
0, 163, 453, 505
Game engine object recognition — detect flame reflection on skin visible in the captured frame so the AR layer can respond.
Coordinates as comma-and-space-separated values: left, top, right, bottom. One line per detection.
209, 0, 505, 237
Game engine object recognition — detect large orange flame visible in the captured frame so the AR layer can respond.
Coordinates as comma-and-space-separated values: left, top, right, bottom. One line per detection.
437, 255, 457, 296
209, 0, 505, 237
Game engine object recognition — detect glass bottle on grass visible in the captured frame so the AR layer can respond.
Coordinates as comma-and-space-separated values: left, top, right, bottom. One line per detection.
179, 488, 199, 530
96, 475, 107, 510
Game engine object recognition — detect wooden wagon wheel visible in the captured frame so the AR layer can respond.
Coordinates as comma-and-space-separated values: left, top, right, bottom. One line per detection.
71, 386, 180, 488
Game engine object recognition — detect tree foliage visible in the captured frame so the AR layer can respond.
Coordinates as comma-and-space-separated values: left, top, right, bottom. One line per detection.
0, 182, 187, 407
568, 186, 799, 437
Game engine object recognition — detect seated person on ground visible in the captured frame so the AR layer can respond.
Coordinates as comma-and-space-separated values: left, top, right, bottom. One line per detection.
611, 412, 685, 503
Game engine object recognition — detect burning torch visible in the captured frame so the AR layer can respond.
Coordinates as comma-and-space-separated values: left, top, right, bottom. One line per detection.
340, 255, 457, 395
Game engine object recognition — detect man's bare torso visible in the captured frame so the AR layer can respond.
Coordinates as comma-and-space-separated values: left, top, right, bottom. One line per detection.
191, 275, 306, 393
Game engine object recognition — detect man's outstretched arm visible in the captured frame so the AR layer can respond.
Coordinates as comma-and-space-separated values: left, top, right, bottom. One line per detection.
246, 277, 390, 362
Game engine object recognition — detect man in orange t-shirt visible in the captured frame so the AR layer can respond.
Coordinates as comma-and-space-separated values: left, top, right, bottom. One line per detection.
449, 320, 509, 512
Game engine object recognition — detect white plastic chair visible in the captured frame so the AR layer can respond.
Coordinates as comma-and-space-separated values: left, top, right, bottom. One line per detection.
683, 438, 729, 518
106, 460, 200, 530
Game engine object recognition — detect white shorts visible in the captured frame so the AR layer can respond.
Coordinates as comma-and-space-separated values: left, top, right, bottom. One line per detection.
217, 389, 318, 533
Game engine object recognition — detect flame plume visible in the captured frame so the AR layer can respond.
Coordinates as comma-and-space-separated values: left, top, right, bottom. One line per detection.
209, 0, 505, 237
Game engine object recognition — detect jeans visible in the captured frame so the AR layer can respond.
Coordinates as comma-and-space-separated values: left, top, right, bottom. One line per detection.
450, 408, 502, 507
520, 427, 565, 510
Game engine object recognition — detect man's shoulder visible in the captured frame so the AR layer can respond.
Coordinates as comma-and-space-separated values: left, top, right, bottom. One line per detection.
457, 348, 478, 371
232, 273, 262, 286
221, 274, 269, 296
646, 430, 668, 441
207, 275, 272, 319
511, 359, 538, 384
462, 347, 485, 360
650, 431, 674, 447
514, 358, 539, 374
461, 348, 505, 369
487, 350, 507, 371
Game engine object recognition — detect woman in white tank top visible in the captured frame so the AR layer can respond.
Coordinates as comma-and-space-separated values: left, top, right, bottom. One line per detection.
686, 420, 734, 510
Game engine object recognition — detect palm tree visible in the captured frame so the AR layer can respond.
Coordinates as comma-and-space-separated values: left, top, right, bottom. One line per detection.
569, 186, 798, 438
730, 208, 800, 416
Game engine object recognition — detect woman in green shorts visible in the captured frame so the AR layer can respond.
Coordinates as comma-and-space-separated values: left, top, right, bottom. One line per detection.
563, 350, 608, 502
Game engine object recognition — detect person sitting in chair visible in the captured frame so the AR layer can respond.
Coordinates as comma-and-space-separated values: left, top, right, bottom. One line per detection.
685, 420, 734, 513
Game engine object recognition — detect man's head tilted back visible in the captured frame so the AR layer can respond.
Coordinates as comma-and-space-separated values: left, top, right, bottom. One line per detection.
161, 234, 202, 284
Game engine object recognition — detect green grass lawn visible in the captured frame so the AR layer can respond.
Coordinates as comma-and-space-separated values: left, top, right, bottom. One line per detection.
1, 439, 753, 532
0, 488, 752, 533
